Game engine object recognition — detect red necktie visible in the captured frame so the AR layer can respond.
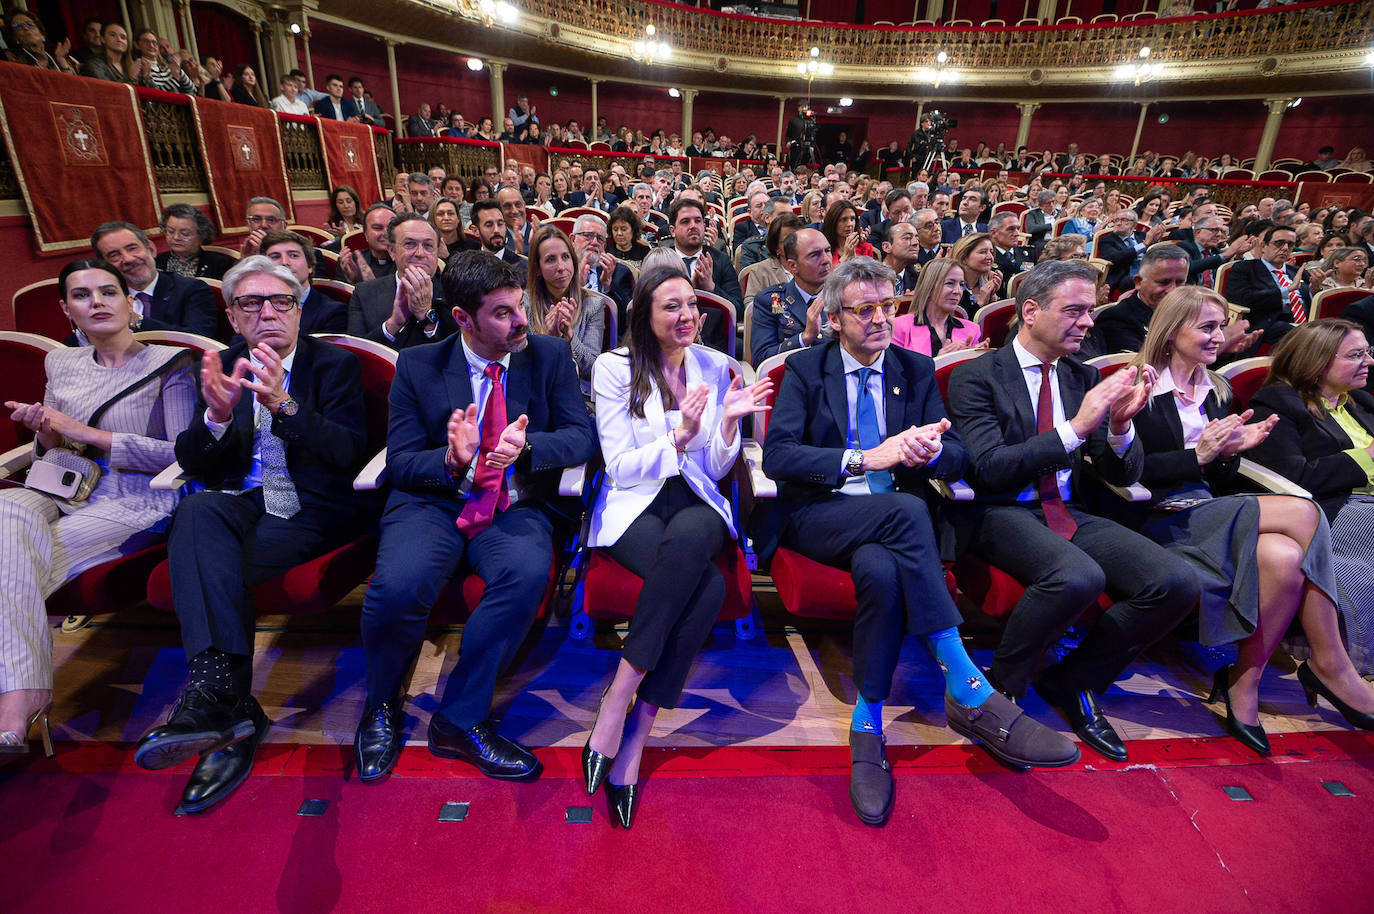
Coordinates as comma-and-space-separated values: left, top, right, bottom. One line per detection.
1036, 363, 1079, 540
1273, 269, 1307, 323
456, 362, 510, 537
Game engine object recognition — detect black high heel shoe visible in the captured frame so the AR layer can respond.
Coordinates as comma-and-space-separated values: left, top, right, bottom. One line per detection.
1206, 665, 1270, 756
604, 778, 640, 829
1297, 662, 1374, 731
582, 688, 617, 796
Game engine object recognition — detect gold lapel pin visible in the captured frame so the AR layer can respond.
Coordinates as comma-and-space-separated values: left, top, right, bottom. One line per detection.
892, 386, 901, 396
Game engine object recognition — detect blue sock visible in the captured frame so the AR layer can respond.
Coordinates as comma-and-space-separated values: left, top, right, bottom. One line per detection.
851, 695, 883, 733
923, 628, 990, 708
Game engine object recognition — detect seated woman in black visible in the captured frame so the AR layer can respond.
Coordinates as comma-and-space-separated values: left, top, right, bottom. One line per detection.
1130, 288, 1374, 754
581, 266, 772, 827
1249, 318, 1374, 683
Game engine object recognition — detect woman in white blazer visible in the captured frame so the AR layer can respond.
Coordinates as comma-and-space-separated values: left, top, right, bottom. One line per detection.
581, 265, 773, 827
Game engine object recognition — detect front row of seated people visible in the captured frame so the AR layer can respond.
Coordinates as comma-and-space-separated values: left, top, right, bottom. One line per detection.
4, 252, 1374, 829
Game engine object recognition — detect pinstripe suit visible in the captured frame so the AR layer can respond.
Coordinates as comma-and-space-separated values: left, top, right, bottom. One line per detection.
0, 345, 196, 692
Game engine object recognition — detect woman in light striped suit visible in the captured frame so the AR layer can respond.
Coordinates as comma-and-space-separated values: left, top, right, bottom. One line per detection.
1, 259, 196, 757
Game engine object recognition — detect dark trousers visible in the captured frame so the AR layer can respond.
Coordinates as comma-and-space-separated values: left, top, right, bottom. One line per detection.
781, 492, 962, 703
360, 500, 553, 729
168, 489, 348, 660
605, 477, 728, 709
966, 503, 1200, 699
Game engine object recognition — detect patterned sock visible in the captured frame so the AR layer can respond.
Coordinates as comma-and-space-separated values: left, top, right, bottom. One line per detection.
186, 648, 251, 698
851, 695, 883, 733
922, 627, 990, 708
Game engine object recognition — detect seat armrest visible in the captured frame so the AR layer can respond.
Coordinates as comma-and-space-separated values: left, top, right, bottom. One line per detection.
559, 463, 586, 497
150, 461, 193, 492
1100, 480, 1152, 502
0, 443, 33, 479
1237, 458, 1311, 498
742, 439, 775, 498
930, 478, 975, 501
353, 449, 388, 491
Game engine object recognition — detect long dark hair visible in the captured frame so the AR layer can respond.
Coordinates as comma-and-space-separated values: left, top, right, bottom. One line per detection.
624, 265, 696, 419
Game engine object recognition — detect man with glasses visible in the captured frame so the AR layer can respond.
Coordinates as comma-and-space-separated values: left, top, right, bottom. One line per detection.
90, 221, 218, 341
1180, 214, 1253, 287
569, 213, 634, 321
947, 259, 1199, 765
1097, 210, 1151, 294
135, 255, 368, 815
348, 213, 454, 349
240, 197, 288, 257
909, 207, 943, 266
1226, 223, 1310, 346
757, 257, 1078, 827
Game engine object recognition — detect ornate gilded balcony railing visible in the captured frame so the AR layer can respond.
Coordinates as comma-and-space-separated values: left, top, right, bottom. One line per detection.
141, 97, 207, 194
440, 0, 1374, 84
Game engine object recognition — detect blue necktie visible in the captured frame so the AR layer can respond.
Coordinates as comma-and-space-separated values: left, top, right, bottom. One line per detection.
855, 367, 894, 493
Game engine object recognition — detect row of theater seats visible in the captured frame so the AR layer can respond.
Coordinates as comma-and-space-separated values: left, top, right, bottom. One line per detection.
0, 326, 1303, 649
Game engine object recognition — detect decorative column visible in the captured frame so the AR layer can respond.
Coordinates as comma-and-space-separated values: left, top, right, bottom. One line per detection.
251, 21, 268, 91
590, 79, 599, 138
1035, 0, 1056, 21
176, 0, 198, 63
118, 0, 133, 39
265, 16, 299, 88
680, 88, 697, 146
1014, 102, 1039, 150
1253, 98, 1292, 173
385, 39, 402, 131
489, 62, 506, 129
927, 0, 946, 20
1127, 102, 1150, 163
775, 96, 787, 156
300, 12, 315, 87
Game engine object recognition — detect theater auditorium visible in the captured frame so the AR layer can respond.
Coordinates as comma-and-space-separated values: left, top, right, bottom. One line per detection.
1, 0, 1373, 910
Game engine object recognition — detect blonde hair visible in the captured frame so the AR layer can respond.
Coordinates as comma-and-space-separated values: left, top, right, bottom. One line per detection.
950, 231, 993, 281
1132, 286, 1231, 403
907, 257, 962, 327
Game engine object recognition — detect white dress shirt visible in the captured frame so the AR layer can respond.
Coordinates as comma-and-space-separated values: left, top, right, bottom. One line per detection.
1155, 364, 1214, 449
205, 346, 296, 490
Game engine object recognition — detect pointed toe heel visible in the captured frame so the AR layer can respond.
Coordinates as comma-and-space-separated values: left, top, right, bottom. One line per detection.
1297, 662, 1374, 731
604, 779, 640, 829
1206, 665, 1270, 756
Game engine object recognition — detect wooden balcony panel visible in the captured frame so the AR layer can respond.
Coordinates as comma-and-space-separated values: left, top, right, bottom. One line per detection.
281, 122, 328, 191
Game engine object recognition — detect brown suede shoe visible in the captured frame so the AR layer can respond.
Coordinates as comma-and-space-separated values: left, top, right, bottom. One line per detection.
945, 692, 1080, 769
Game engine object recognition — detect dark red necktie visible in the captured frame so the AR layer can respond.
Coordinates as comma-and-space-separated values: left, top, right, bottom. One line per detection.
456, 362, 510, 537
1036, 363, 1078, 540
1273, 269, 1307, 323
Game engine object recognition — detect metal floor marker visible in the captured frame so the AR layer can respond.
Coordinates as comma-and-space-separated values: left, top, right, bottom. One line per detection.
565, 806, 593, 823
1222, 786, 1253, 802
297, 799, 329, 816
439, 801, 470, 822
1322, 781, 1355, 798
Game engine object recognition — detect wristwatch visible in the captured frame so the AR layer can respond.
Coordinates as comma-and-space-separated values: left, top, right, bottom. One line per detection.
845, 448, 864, 477
277, 397, 299, 417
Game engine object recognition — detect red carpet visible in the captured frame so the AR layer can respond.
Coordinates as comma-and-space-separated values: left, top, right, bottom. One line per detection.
5, 734, 1373, 914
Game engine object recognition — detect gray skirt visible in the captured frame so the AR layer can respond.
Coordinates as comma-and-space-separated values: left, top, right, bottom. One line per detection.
1142, 492, 1339, 647
1330, 495, 1374, 676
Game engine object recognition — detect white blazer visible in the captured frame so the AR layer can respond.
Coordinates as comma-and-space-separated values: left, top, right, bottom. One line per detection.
588, 345, 742, 547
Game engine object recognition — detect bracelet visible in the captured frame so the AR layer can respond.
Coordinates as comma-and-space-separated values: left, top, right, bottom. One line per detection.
669, 429, 688, 453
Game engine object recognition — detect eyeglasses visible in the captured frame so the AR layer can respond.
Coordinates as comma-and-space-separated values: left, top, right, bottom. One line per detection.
1339, 346, 1374, 362
232, 294, 298, 313
573, 231, 607, 243
247, 215, 285, 227
164, 228, 198, 241
1268, 239, 1296, 248
842, 299, 899, 322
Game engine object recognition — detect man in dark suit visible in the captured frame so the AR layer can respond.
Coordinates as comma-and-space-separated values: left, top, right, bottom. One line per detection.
465, 198, 529, 274
666, 197, 743, 352
1096, 210, 1149, 294
348, 213, 455, 349
750, 227, 832, 364
354, 252, 596, 783
912, 208, 944, 265
878, 220, 920, 296
332, 203, 398, 285
1082, 244, 1190, 358
732, 190, 771, 251
940, 189, 987, 244
1343, 293, 1374, 346
736, 197, 794, 271
406, 103, 438, 138
1025, 190, 1059, 253
947, 260, 1199, 762
988, 212, 1035, 288
566, 167, 615, 212
91, 222, 218, 341
260, 230, 347, 335
758, 257, 1077, 825
311, 74, 354, 120
134, 255, 368, 813
1225, 223, 1309, 345
568, 213, 634, 326
1179, 215, 1254, 287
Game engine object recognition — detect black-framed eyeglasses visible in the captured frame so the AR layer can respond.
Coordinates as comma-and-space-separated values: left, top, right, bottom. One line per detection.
841, 298, 899, 322
1268, 239, 1296, 248
232, 294, 298, 313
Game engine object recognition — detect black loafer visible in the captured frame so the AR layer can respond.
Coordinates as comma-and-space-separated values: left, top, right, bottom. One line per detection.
848, 729, 895, 827
428, 715, 542, 781
177, 696, 270, 815
354, 697, 404, 783
135, 683, 253, 771
1036, 676, 1128, 762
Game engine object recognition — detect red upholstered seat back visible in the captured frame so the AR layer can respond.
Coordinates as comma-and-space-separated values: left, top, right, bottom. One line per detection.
0, 334, 60, 453
311, 335, 397, 455
12, 279, 68, 342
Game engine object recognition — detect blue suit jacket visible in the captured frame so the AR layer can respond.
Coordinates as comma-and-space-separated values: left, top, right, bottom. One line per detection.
300, 286, 349, 336
313, 97, 364, 120
383, 332, 597, 516
940, 217, 988, 245
755, 340, 969, 563
175, 335, 367, 518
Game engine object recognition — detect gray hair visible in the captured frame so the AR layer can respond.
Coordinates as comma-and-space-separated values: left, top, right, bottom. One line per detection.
1194, 215, 1225, 231
221, 254, 303, 304
821, 255, 897, 316
632, 182, 653, 196
909, 207, 937, 226
1037, 189, 1057, 206
989, 211, 1019, 231
160, 203, 215, 245
909, 181, 929, 194
246, 196, 285, 221
407, 172, 433, 188
386, 211, 437, 246
573, 213, 607, 235
639, 246, 689, 278
91, 220, 151, 253
1140, 243, 1189, 273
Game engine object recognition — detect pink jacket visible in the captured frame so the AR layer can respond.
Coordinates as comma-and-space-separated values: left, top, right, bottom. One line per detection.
891, 314, 982, 357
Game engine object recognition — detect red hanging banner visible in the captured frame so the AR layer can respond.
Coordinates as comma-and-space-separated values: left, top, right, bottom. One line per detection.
0, 62, 161, 253
190, 95, 294, 235
316, 118, 383, 207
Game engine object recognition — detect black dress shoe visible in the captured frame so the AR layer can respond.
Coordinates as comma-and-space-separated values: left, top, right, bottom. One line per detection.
135, 683, 254, 771
428, 715, 542, 781
1206, 664, 1269, 756
354, 696, 404, 783
177, 696, 270, 815
604, 778, 640, 829
848, 729, 894, 827
1036, 677, 1128, 762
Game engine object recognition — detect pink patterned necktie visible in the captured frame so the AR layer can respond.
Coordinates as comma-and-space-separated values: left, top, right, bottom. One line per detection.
456, 362, 510, 537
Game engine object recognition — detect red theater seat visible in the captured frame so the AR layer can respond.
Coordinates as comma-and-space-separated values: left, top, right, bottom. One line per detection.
11, 279, 67, 342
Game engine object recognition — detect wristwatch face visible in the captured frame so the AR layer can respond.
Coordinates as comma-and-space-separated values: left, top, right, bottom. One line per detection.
279, 398, 299, 416
847, 449, 863, 475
